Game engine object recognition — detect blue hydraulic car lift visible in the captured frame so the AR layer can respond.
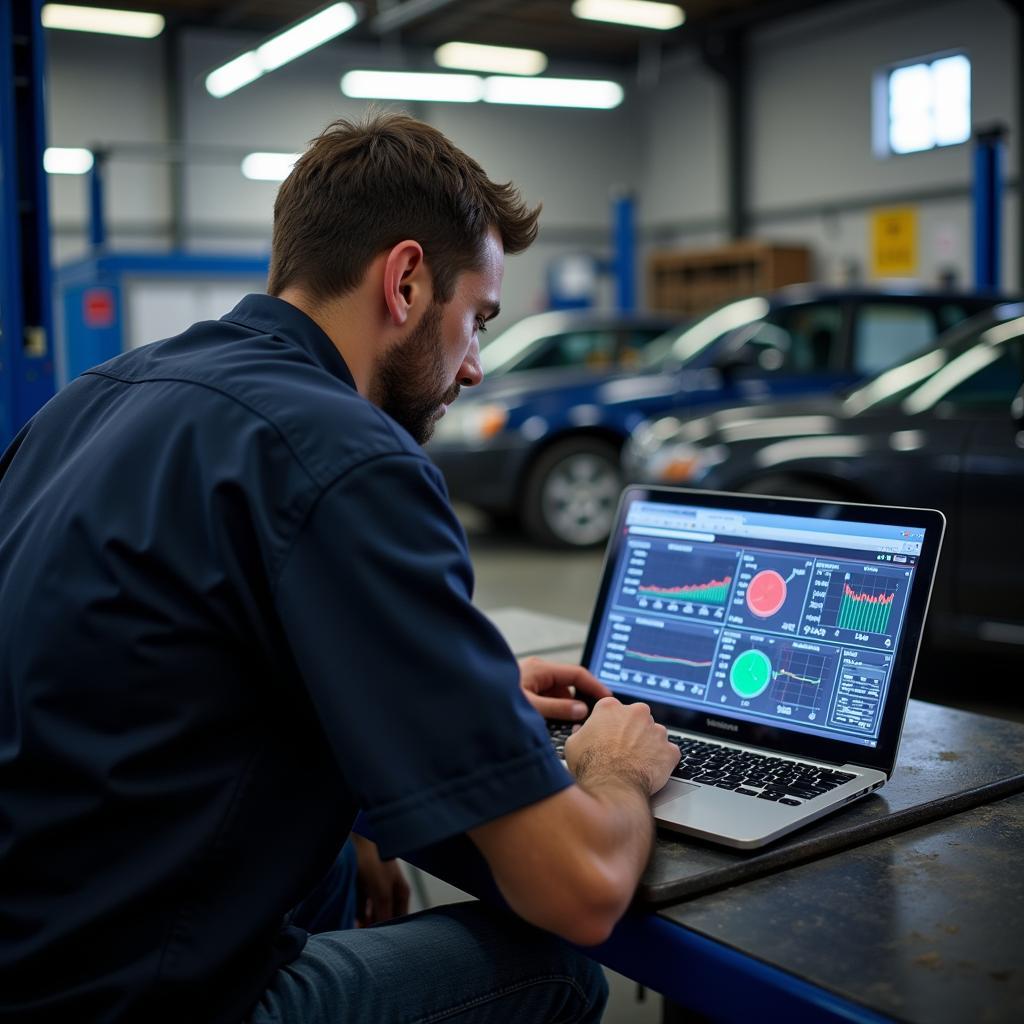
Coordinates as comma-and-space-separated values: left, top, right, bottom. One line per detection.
0, 0, 55, 450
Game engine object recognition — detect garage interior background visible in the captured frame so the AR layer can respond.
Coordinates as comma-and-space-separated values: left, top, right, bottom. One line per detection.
44, 0, 1021, 329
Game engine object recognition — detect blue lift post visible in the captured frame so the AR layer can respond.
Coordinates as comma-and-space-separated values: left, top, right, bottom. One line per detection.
973, 124, 1006, 291
613, 191, 636, 313
0, 0, 56, 449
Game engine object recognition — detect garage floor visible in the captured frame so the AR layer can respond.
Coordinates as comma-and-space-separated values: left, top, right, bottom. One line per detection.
403, 507, 1024, 1023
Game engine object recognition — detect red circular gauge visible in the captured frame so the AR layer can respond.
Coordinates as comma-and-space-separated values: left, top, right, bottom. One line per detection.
746, 569, 787, 617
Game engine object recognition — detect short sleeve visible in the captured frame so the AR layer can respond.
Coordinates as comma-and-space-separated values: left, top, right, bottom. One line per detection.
273, 453, 572, 858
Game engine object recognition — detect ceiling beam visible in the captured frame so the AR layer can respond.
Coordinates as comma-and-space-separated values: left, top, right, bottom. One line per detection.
370, 0, 461, 35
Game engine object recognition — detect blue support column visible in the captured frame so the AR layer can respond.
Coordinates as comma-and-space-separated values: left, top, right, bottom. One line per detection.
613, 191, 636, 313
89, 152, 107, 251
973, 125, 1006, 291
0, 0, 56, 448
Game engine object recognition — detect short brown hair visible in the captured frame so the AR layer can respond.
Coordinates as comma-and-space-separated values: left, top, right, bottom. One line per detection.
268, 112, 541, 304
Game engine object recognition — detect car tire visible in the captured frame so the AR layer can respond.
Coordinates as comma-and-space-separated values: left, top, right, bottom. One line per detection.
740, 475, 846, 501
520, 437, 623, 548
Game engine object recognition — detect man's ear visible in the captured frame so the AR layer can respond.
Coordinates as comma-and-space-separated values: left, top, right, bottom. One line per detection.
382, 240, 430, 326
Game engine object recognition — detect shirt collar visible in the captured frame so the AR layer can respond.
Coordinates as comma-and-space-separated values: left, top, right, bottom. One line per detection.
221, 293, 357, 390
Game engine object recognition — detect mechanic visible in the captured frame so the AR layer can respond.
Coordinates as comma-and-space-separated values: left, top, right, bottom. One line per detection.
0, 112, 679, 1023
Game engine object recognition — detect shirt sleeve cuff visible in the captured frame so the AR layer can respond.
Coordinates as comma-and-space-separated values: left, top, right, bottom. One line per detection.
365, 744, 573, 860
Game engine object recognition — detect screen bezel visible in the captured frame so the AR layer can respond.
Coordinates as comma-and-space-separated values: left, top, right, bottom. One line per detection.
580, 486, 945, 775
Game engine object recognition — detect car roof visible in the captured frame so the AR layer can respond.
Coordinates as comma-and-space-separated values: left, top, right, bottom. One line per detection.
768, 283, 1021, 305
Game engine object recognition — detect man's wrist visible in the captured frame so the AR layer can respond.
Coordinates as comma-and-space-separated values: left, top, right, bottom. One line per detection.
571, 748, 652, 801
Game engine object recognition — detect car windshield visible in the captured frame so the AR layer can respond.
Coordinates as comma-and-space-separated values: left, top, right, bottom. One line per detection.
841, 305, 1024, 415
641, 296, 771, 369
479, 312, 574, 376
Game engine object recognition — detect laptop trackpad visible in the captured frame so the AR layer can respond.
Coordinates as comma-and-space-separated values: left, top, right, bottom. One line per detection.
651, 779, 698, 808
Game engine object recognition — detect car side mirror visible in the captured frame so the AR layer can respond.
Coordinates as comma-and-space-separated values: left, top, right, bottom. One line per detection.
717, 341, 786, 378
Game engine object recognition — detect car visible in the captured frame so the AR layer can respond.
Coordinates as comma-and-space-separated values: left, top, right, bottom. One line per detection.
623, 302, 1024, 652
429, 287, 1007, 547
478, 309, 679, 378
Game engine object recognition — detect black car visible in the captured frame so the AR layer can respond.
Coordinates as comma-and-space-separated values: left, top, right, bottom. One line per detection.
430, 287, 1007, 547
624, 303, 1024, 652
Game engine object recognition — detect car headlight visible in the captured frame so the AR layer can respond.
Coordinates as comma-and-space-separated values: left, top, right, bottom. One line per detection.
432, 402, 509, 444
625, 432, 729, 484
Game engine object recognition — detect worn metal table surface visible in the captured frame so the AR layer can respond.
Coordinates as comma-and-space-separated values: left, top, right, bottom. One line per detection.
657, 792, 1024, 1023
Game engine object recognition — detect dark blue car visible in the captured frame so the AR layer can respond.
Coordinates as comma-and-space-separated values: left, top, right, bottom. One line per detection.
428, 287, 1004, 546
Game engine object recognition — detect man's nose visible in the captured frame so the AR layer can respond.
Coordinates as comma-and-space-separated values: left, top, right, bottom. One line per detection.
458, 340, 483, 388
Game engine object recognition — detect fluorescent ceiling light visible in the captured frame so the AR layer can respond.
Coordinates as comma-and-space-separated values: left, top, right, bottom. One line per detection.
341, 70, 485, 103
41, 3, 164, 38
435, 41, 547, 76
571, 0, 685, 30
484, 76, 623, 109
206, 52, 264, 99
44, 147, 94, 174
256, 3, 358, 71
206, 3, 357, 98
241, 152, 301, 181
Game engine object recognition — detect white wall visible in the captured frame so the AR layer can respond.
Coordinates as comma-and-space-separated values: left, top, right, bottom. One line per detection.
43, 0, 1021, 317
45, 30, 171, 265
636, 0, 1018, 291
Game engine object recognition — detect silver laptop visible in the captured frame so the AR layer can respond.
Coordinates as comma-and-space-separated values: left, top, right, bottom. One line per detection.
560, 486, 944, 849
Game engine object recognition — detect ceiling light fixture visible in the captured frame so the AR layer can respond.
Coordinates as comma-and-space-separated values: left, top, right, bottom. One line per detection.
41, 3, 165, 38
341, 70, 485, 103
206, 2, 358, 98
43, 147, 95, 175
241, 152, 301, 182
484, 75, 623, 109
340, 70, 624, 110
434, 41, 548, 76
571, 0, 685, 31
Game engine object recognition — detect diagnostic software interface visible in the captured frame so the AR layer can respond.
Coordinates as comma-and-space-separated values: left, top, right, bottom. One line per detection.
587, 500, 928, 748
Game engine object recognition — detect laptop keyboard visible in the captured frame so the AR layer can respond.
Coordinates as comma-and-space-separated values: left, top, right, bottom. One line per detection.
548, 723, 856, 805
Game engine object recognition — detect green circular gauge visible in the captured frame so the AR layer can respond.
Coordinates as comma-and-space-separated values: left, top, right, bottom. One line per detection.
730, 649, 773, 698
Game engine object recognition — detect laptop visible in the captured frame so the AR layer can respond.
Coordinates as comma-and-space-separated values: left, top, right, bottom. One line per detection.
549, 486, 945, 849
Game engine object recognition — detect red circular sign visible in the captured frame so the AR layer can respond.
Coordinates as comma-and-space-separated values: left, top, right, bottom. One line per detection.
83, 288, 116, 328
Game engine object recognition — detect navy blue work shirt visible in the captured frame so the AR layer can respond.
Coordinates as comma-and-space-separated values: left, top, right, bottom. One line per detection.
0, 294, 571, 1023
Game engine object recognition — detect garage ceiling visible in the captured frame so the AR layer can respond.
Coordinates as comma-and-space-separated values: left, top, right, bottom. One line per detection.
66, 0, 849, 65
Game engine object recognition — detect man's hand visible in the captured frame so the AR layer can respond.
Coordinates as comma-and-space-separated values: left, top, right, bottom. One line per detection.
564, 696, 679, 797
350, 834, 411, 927
519, 656, 612, 722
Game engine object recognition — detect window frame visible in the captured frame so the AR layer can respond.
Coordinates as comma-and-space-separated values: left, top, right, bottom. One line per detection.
872, 49, 972, 159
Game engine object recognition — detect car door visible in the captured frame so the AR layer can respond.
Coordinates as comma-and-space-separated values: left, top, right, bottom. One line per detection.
946, 336, 1024, 643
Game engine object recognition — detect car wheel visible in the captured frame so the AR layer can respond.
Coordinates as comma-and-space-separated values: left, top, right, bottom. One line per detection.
740, 475, 846, 501
521, 438, 623, 547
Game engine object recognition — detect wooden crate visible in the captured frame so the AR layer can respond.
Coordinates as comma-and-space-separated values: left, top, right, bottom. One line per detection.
647, 241, 813, 315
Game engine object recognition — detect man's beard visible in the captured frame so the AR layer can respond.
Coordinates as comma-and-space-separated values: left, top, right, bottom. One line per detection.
368, 302, 461, 445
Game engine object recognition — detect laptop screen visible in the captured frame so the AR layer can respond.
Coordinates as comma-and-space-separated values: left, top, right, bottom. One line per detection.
583, 488, 945, 771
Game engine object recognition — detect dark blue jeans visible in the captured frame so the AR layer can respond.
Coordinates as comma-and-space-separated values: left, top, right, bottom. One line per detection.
251, 844, 608, 1023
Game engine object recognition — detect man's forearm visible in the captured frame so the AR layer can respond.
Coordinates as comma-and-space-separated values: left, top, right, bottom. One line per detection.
571, 751, 657, 892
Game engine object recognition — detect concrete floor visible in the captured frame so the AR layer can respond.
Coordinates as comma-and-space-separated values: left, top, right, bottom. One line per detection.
402, 506, 1024, 1023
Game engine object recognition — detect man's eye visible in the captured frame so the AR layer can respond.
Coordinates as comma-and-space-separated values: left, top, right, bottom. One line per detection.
476, 317, 488, 333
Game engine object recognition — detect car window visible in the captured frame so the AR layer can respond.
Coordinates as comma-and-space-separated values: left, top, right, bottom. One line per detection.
937, 303, 970, 332
854, 304, 938, 375
756, 303, 844, 372
615, 327, 669, 369
515, 329, 619, 372
927, 342, 1024, 409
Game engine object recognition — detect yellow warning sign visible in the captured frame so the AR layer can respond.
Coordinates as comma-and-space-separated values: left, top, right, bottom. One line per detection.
870, 207, 918, 277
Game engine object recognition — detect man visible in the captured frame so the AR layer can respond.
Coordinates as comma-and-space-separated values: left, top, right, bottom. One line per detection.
0, 113, 679, 1022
